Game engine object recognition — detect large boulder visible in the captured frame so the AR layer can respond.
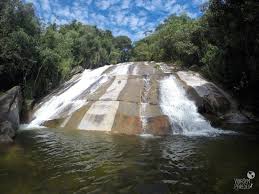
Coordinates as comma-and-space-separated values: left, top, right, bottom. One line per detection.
176, 71, 255, 126
177, 71, 231, 115
70, 65, 84, 76
0, 86, 22, 143
0, 121, 15, 143
21, 99, 34, 123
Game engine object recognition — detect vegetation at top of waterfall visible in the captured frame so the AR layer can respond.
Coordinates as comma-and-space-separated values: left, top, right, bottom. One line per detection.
132, 0, 259, 113
0, 0, 132, 99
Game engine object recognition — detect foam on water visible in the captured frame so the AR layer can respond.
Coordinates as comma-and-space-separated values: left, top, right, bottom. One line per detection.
159, 75, 233, 136
29, 65, 112, 127
140, 76, 152, 136
139, 133, 157, 138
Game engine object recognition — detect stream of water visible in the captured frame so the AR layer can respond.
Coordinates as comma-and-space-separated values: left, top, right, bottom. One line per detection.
159, 75, 232, 136
29, 65, 112, 127
140, 75, 152, 136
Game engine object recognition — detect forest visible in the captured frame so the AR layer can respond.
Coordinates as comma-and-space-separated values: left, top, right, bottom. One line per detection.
0, 0, 258, 113
0, 0, 132, 98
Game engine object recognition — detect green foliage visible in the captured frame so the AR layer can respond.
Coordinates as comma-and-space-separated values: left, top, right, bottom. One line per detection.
0, 0, 132, 99
113, 36, 132, 62
132, 0, 259, 105
132, 15, 201, 65
204, 0, 259, 92
201, 44, 221, 79
0, 0, 40, 95
154, 64, 161, 70
132, 40, 153, 61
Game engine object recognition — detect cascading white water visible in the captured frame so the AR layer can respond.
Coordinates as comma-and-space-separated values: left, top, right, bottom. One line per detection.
29, 65, 112, 127
140, 103, 148, 132
28, 61, 232, 136
28, 63, 133, 128
140, 76, 155, 137
160, 75, 231, 136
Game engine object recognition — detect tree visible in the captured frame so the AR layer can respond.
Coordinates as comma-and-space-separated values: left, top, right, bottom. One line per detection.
0, 0, 133, 99
0, 0, 40, 94
113, 36, 132, 62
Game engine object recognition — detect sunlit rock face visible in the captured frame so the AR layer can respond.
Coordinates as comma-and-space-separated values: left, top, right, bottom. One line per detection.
31, 62, 172, 135
175, 71, 253, 127
30, 62, 240, 136
177, 71, 231, 115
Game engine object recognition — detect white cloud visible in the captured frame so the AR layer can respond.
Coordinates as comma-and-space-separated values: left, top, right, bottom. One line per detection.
164, 0, 177, 11
24, 0, 203, 40
95, 0, 121, 10
129, 15, 139, 28
168, 4, 187, 15
57, 6, 70, 17
41, 0, 50, 11
24, 0, 36, 3
121, 0, 131, 9
96, 0, 112, 10
187, 12, 198, 18
192, 0, 209, 6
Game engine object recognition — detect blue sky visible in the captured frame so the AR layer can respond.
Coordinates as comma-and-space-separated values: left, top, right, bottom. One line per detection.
24, 0, 208, 41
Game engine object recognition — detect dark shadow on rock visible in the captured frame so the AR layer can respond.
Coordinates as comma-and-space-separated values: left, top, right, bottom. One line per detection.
0, 86, 22, 143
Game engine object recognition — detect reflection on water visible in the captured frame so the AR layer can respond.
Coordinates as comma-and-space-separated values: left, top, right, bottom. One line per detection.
0, 128, 259, 194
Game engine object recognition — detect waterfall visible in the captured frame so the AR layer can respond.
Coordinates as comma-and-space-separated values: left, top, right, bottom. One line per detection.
29, 65, 111, 127
27, 61, 233, 136
159, 75, 231, 136
140, 75, 154, 137
28, 63, 132, 128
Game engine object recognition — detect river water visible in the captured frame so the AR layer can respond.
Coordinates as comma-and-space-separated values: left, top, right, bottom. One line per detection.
0, 128, 258, 194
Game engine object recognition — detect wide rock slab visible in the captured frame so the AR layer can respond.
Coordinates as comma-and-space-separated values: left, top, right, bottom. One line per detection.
177, 71, 231, 115
38, 62, 172, 136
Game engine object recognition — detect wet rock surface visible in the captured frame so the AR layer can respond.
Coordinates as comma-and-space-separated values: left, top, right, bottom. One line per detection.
176, 70, 256, 126
177, 71, 231, 114
146, 115, 171, 135
36, 62, 172, 135
70, 65, 84, 76
31, 62, 256, 136
0, 86, 22, 143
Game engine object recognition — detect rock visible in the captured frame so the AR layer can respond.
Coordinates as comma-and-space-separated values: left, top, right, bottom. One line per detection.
112, 114, 142, 135
221, 112, 251, 124
146, 115, 171, 135
21, 99, 34, 123
241, 109, 259, 122
32, 62, 173, 136
0, 134, 13, 143
70, 66, 84, 76
0, 121, 15, 143
189, 64, 200, 71
0, 86, 22, 143
177, 71, 231, 115
176, 70, 255, 126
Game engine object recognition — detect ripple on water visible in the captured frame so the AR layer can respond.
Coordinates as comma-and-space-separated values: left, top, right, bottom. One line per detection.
0, 128, 258, 194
